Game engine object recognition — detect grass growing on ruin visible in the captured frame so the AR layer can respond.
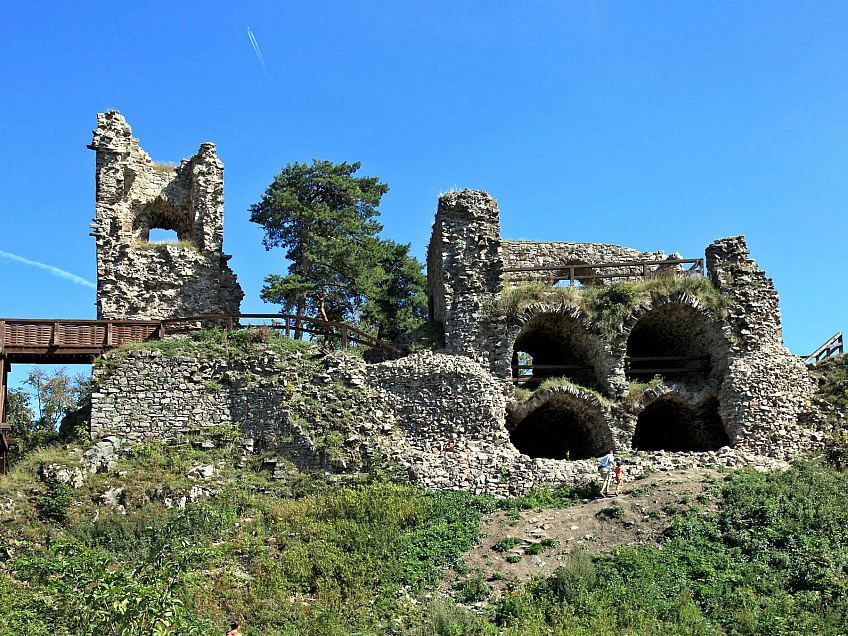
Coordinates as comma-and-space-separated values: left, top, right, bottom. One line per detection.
808, 353, 848, 468
152, 161, 178, 173
492, 274, 727, 337
97, 326, 315, 369
131, 238, 199, 251
809, 353, 848, 408
624, 376, 665, 408
512, 378, 611, 407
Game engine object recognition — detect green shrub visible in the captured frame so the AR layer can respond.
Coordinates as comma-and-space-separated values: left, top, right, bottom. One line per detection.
548, 548, 597, 602
492, 537, 522, 552
35, 479, 73, 522
524, 538, 559, 555
416, 598, 497, 635
454, 573, 491, 603
597, 505, 625, 519
505, 555, 522, 564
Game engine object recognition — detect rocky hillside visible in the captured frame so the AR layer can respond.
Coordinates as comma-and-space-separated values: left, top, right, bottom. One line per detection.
1, 431, 848, 634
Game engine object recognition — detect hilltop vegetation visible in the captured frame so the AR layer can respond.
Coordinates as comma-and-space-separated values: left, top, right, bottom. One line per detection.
1, 435, 847, 634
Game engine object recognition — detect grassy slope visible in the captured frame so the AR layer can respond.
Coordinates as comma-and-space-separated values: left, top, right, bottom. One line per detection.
1, 439, 847, 635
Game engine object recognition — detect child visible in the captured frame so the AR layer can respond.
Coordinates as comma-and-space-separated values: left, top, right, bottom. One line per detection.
613, 459, 625, 496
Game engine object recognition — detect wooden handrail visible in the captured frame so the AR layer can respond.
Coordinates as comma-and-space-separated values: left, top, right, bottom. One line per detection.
503, 257, 704, 287
803, 332, 843, 366
0, 314, 403, 357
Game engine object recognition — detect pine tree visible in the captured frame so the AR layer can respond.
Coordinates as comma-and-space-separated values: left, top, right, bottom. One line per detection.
249, 160, 426, 340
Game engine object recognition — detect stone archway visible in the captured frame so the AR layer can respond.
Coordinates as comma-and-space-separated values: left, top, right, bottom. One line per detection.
132, 201, 194, 243
508, 388, 613, 460
624, 302, 724, 382
512, 311, 603, 389
632, 395, 728, 452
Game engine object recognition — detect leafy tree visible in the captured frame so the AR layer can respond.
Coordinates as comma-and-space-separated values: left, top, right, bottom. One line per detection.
6, 367, 90, 462
24, 366, 90, 430
249, 159, 426, 339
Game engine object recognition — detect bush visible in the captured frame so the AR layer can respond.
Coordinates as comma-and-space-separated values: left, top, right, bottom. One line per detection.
492, 537, 522, 552
525, 538, 559, 555
35, 479, 73, 522
454, 573, 491, 603
548, 548, 597, 602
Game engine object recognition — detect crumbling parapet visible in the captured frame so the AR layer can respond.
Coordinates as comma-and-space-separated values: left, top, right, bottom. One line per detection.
427, 190, 511, 378
706, 236, 783, 353
705, 236, 816, 453
88, 111, 243, 320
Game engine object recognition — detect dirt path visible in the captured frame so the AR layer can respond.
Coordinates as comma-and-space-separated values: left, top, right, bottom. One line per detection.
447, 468, 723, 595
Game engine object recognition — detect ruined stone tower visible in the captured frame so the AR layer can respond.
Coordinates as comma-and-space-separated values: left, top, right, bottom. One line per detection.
88, 111, 243, 320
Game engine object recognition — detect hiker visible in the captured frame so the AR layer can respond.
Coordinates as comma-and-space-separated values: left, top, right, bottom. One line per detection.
226, 620, 242, 636
599, 451, 615, 496
613, 459, 625, 496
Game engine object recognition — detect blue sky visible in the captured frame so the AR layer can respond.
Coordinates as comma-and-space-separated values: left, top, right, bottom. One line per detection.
1, 1, 846, 388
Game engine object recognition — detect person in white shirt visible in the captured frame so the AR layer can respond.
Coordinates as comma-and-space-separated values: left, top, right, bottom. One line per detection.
598, 451, 615, 496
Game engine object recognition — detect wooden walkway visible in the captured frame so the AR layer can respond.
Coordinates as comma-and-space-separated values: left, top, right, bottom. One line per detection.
0, 314, 402, 474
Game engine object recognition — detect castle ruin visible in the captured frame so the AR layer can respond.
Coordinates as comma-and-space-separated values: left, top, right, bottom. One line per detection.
88, 112, 243, 320
83, 117, 826, 495
427, 190, 816, 462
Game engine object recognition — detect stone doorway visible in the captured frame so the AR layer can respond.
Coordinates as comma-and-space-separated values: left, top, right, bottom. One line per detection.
625, 303, 718, 382
508, 392, 612, 460
632, 396, 728, 452
512, 313, 601, 389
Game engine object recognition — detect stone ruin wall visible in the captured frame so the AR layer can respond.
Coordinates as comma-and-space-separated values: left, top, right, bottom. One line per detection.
90, 344, 822, 497
89, 111, 243, 320
83, 166, 825, 493
502, 240, 669, 285
427, 191, 511, 379
426, 190, 820, 464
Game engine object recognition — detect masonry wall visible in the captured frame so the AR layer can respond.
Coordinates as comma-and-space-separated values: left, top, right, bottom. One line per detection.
91, 345, 823, 496
89, 111, 243, 320
706, 236, 817, 458
502, 241, 670, 284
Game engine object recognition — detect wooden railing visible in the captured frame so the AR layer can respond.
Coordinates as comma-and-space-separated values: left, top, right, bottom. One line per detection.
803, 333, 843, 366
511, 356, 710, 383
504, 258, 705, 286
0, 318, 163, 357
0, 314, 402, 359
160, 314, 403, 356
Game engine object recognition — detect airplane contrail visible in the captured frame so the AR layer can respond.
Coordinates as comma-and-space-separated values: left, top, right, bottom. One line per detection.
0, 249, 96, 289
247, 27, 268, 73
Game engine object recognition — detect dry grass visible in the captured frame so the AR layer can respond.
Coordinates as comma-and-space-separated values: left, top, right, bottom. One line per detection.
152, 162, 177, 174
131, 239, 198, 252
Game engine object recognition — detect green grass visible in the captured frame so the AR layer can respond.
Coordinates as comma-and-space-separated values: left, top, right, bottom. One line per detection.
491, 274, 727, 339
3, 443, 846, 635
96, 326, 314, 369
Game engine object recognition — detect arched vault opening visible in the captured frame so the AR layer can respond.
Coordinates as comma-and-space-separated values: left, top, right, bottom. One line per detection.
512, 313, 601, 389
509, 393, 613, 460
625, 303, 720, 382
632, 396, 728, 452
133, 203, 194, 243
